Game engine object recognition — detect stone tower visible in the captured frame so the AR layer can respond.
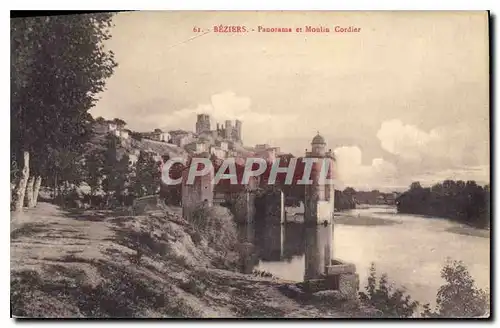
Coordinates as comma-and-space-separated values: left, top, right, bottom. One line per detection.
303, 132, 335, 280
181, 155, 214, 220
224, 120, 233, 140
235, 119, 242, 142
196, 114, 211, 134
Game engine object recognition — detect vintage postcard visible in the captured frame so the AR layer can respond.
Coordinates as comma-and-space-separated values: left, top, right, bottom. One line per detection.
10, 11, 490, 318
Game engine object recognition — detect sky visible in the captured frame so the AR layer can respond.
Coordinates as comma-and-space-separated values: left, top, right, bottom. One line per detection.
90, 11, 490, 191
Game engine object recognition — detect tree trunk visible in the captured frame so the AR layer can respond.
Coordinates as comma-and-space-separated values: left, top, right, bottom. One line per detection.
32, 176, 42, 207
54, 173, 58, 202
25, 176, 34, 208
11, 151, 30, 212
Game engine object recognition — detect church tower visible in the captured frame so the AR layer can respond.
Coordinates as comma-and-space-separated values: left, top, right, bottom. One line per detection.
196, 114, 211, 134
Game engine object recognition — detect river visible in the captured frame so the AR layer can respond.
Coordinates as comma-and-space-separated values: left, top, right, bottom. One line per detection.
243, 206, 490, 306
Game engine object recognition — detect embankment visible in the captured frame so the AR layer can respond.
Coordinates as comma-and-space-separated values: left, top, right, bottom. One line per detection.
11, 202, 377, 318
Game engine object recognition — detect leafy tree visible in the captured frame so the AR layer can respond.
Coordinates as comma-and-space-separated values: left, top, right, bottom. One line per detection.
421, 260, 489, 318
409, 182, 422, 191
128, 131, 142, 142
360, 261, 489, 318
335, 188, 356, 211
132, 151, 161, 198
397, 180, 490, 228
100, 135, 132, 206
10, 13, 117, 211
113, 118, 127, 127
343, 187, 356, 197
84, 148, 106, 199
359, 263, 419, 318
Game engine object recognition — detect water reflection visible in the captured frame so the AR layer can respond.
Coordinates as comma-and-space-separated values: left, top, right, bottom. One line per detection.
254, 222, 305, 262
238, 221, 305, 274
237, 206, 490, 306
239, 220, 334, 281
304, 224, 333, 280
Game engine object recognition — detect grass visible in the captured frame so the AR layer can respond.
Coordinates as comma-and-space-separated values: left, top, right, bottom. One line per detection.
11, 202, 378, 318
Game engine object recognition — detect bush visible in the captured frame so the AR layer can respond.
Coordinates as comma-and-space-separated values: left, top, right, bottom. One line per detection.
421, 260, 490, 318
359, 263, 419, 318
179, 275, 206, 297
189, 205, 237, 254
359, 261, 490, 318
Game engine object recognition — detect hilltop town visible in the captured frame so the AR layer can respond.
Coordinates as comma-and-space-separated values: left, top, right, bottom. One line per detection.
93, 113, 285, 165
88, 115, 401, 209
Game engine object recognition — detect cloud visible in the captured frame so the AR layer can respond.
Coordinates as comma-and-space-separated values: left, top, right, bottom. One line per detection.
376, 119, 440, 161
334, 119, 490, 191
376, 119, 489, 168
334, 146, 398, 191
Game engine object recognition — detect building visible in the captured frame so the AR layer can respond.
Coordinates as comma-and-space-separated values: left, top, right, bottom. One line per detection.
227, 150, 238, 158
169, 130, 194, 148
216, 140, 229, 152
119, 129, 130, 139
94, 121, 118, 134
141, 129, 170, 142
195, 141, 209, 154
303, 132, 335, 279
223, 120, 232, 140
255, 144, 271, 151
210, 145, 227, 159
196, 114, 211, 134
94, 120, 134, 141
235, 120, 242, 141
174, 135, 192, 148
129, 154, 139, 165
196, 114, 243, 143
256, 148, 277, 163
269, 146, 281, 154
305, 132, 334, 159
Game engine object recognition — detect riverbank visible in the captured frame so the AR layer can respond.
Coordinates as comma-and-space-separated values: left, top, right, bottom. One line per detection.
334, 213, 401, 226
11, 202, 377, 318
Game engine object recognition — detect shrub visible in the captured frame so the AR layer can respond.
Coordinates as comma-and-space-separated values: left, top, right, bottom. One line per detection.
189, 205, 237, 254
421, 260, 490, 318
359, 263, 419, 318
359, 261, 490, 318
179, 276, 206, 297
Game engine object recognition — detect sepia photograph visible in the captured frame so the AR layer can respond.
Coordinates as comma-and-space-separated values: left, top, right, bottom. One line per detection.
10, 10, 490, 318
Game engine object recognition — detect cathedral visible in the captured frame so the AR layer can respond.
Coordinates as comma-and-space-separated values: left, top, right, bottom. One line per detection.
195, 114, 242, 143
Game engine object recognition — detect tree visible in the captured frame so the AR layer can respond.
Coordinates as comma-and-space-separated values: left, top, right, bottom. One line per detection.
132, 151, 161, 198
84, 148, 106, 201
409, 182, 422, 191
421, 260, 489, 318
113, 118, 127, 127
397, 179, 490, 228
100, 135, 132, 206
359, 263, 419, 318
11, 13, 118, 211
360, 261, 489, 318
343, 187, 356, 197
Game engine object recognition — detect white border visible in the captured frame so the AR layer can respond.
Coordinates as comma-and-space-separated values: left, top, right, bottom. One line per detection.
3, 1, 498, 327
